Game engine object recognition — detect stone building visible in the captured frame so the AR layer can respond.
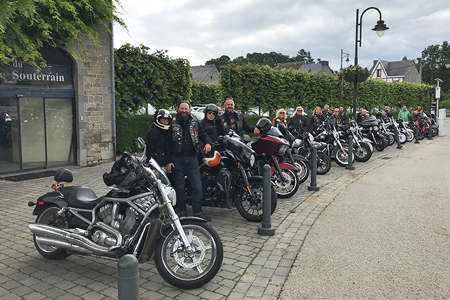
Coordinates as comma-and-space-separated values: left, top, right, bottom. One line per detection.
190, 65, 220, 84
0, 24, 115, 175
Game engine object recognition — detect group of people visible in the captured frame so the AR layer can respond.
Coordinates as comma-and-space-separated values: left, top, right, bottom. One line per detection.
145, 98, 259, 221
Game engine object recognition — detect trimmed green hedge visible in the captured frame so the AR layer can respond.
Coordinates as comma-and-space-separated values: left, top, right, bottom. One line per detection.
116, 115, 154, 153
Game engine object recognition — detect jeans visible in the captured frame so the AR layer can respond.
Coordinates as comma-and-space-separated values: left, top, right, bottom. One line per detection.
172, 156, 203, 214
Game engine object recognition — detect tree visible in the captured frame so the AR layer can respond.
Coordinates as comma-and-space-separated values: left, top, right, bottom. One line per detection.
417, 41, 450, 92
205, 55, 231, 70
114, 44, 190, 117
293, 49, 315, 64
0, 0, 125, 69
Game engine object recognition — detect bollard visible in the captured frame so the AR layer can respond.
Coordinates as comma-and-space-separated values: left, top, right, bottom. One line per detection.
414, 124, 420, 144
258, 164, 275, 236
427, 126, 433, 140
346, 136, 355, 170
393, 124, 402, 149
118, 254, 140, 300
308, 144, 320, 191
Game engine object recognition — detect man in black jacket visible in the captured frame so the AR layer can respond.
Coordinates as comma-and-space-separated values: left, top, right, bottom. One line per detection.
167, 101, 212, 221
217, 97, 260, 140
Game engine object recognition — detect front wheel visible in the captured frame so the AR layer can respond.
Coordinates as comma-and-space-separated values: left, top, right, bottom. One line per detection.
334, 147, 354, 167
398, 132, 407, 144
405, 130, 414, 142
154, 220, 223, 289
272, 168, 300, 198
236, 176, 277, 222
293, 159, 310, 184
316, 152, 331, 175
33, 206, 71, 260
354, 142, 372, 162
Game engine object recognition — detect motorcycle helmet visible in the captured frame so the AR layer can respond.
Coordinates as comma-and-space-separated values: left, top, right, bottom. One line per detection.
204, 104, 219, 118
154, 109, 172, 130
256, 118, 272, 135
202, 150, 221, 167
103, 152, 141, 188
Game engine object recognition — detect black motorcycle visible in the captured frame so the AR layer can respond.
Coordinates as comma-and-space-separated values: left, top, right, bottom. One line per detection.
359, 116, 388, 151
188, 131, 277, 222
28, 138, 223, 289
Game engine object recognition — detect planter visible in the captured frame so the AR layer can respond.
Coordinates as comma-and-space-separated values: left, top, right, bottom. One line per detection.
344, 73, 369, 83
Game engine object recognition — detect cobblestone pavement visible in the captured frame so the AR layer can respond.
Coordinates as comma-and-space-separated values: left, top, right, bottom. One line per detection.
0, 134, 437, 300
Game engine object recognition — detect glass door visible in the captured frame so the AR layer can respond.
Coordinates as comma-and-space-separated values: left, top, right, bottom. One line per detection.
20, 98, 46, 169
0, 98, 19, 173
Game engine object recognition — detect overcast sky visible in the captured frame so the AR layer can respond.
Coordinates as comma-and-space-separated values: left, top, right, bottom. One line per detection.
113, 0, 450, 72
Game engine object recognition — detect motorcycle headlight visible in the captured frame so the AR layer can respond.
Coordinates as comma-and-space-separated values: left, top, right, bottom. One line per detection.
162, 186, 177, 206
249, 154, 256, 167
373, 125, 378, 131
277, 144, 288, 156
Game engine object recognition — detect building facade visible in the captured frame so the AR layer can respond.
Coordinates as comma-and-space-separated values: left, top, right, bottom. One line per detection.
0, 24, 115, 175
370, 59, 421, 84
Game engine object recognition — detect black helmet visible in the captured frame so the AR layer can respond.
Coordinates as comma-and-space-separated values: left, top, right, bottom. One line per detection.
256, 118, 272, 135
154, 109, 172, 130
204, 104, 218, 118
103, 152, 141, 188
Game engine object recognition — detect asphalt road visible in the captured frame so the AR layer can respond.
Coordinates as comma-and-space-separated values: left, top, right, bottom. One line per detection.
280, 129, 450, 299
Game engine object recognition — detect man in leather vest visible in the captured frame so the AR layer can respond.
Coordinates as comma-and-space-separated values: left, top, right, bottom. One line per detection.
167, 101, 212, 221
217, 97, 260, 140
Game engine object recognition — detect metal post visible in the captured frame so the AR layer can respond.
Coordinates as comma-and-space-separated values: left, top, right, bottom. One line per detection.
118, 254, 139, 300
258, 164, 275, 236
414, 124, 420, 144
393, 124, 402, 149
346, 136, 355, 170
308, 144, 320, 191
427, 124, 433, 140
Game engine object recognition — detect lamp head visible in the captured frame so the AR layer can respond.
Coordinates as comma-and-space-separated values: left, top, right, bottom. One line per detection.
445, 60, 450, 68
372, 20, 389, 37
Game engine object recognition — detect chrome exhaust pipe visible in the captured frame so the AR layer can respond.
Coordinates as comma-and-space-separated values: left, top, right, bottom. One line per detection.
29, 223, 122, 256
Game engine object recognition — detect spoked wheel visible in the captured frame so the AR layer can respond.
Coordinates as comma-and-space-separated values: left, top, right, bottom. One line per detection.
432, 128, 438, 137
272, 169, 300, 198
386, 133, 395, 146
418, 129, 425, 140
316, 152, 331, 175
354, 142, 372, 162
236, 176, 277, 222
154, 220, 223, 289
33, 206, 71, 260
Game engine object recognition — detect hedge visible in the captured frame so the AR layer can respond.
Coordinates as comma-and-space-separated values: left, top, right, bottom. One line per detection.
116, 115, 154, 153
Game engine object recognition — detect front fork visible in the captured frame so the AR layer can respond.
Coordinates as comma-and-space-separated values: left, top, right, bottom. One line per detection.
156, 181, 193, 251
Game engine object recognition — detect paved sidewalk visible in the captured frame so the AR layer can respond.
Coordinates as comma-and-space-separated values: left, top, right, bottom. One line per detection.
0, 125, 443, 300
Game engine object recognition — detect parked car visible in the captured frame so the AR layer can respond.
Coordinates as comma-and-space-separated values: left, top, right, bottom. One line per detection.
191, 111, 204, 120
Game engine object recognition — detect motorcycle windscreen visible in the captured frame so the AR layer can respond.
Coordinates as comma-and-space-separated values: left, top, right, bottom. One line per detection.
222, 136, 255, 164
149, 157, 170, 185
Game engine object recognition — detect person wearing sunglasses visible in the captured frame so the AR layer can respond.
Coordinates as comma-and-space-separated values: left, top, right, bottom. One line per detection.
287, 106, 307, 138
272, 109, 287, 127
217, 97, 260, 140
200, 104, 220, 143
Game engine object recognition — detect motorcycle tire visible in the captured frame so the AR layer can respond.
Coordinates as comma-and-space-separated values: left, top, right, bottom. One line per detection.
292, 158, 310, 184
432, 128, 438, 137
334, 147, 355, 167
354, 142, 372, 162
418, 129, 425, 140
33, 206, 71, 260
316, 152, 331, 175
386, 133, 395, 146
398, 132, 407, 144
272, 168, 300, 198
405, 130, 414, 142
154, 219, 223, 289
374, 135, 385, 152
236, 176, 277, 222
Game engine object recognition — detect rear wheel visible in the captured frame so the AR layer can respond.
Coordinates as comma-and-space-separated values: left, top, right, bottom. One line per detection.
374, 135, 386, 151
236, 176, 277, 222
334, 147, 355, 167
33, 206, 70, 260
398, 132, 407, 144
405, 130, 414, 142
290, 158, 309, 184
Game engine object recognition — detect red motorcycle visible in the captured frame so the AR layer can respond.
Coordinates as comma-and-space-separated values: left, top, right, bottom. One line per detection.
251, 119, 300, 198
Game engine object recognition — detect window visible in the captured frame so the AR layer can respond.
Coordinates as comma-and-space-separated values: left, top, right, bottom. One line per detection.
377, 69, 381, 78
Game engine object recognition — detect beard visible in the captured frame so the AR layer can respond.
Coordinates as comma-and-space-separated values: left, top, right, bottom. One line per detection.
178, 111, 190, 121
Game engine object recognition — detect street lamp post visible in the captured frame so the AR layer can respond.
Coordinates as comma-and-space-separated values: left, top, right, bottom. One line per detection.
435, 78, 443, 119
352, 7, 389, 120
340, 49, 350, 73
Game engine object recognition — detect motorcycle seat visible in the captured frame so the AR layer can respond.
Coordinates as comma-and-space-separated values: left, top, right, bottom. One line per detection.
67, 186, 102, 209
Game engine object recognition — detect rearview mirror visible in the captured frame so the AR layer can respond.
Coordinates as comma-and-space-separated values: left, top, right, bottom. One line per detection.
137, 137, 146, 150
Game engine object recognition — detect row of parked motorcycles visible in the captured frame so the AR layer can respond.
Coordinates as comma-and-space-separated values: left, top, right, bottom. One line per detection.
26, 112, 437, 289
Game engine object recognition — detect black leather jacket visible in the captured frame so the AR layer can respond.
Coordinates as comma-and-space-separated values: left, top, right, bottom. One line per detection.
217, 111, 255, 140
288, 114, 307, 136
169, 116, 212, 159
145, 123, 170, 166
